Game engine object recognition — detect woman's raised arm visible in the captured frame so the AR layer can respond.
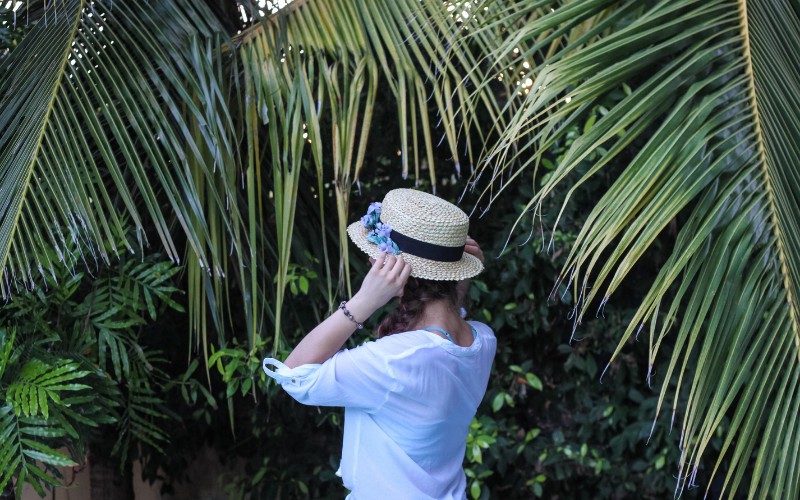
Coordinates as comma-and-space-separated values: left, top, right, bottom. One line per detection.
283, 253, 412, 369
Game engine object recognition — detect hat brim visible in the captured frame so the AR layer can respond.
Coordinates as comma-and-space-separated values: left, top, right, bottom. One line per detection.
347, 221, 484, 281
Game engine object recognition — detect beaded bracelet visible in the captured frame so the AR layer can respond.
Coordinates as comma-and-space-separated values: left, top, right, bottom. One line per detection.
339, 301, 364, 329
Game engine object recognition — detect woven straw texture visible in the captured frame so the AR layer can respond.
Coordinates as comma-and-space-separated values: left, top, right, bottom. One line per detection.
347, 189, 483, 281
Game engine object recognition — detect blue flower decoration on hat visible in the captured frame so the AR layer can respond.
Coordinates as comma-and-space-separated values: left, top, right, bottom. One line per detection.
361, 202, 400, 254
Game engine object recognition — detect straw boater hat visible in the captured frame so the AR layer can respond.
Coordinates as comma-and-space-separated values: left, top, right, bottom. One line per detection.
347, 189, 483, 281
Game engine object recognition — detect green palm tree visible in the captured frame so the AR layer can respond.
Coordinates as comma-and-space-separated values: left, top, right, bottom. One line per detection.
0, 0, 495, 352
469, 0, 800, 497
0, 0, 496, 492
2, 0, 799, 497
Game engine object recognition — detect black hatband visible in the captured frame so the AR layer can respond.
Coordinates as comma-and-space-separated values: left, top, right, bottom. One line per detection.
390, 230, 464, 262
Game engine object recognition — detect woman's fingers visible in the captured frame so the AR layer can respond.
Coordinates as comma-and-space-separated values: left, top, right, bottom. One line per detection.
398, 258, 412, 283
381, 254, 402, 276
380, 254, 410, 288
465, 236, 485, 264
372, 252, 402, 273
372, 252, 386, 270
387, 253, 404, 272
387, 256, 412, 293
356, 253, 412, 309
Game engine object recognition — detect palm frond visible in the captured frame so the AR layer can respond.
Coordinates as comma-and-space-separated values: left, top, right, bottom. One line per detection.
0, 0, 245, 344
0, 356, 92, 496
236, 0, 503, 349
1, 0, 505, 358
476, 0, 800, 495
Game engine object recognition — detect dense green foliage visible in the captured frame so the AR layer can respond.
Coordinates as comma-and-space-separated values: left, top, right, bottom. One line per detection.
0, 180, 711, 498
475, 1, 800, 495
0, 6, 26, 51
460, 182, 694, 499
0, 247, 182, 496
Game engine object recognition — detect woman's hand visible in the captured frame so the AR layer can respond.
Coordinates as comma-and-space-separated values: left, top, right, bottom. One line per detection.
282, 253, 411, 369
457, 237, 483, 310
465, 236, 485, 264
353, 252, 413, 312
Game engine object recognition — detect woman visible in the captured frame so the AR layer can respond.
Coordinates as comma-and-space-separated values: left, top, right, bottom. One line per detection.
263, 189, 496, 499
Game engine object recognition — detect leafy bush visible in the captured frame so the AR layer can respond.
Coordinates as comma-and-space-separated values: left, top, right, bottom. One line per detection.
452, 102, 727, 498
461, 180, 690, 499
0, 246, 183, 496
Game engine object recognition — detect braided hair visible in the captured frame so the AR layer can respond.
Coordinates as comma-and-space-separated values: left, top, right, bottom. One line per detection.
377, 277, 460, 338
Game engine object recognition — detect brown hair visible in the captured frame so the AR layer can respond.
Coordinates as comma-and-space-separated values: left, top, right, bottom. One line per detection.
376, 277, 460, 338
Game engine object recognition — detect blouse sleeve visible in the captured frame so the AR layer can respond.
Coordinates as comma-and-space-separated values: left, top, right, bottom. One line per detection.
262, 340, 399, 412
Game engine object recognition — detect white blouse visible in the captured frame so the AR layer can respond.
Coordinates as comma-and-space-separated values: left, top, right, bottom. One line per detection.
263, 321, 496, 499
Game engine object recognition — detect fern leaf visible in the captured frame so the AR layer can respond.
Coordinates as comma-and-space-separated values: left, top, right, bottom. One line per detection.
20, 439, 76, 467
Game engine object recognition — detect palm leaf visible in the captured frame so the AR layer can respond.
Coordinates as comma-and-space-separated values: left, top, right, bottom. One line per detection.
475, 0, 800, 495
0, 404, 76, 496
0, 356, 96, 495
1, 0, 504, 360
0, 0, 247, 346
235, 0, 503, 350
